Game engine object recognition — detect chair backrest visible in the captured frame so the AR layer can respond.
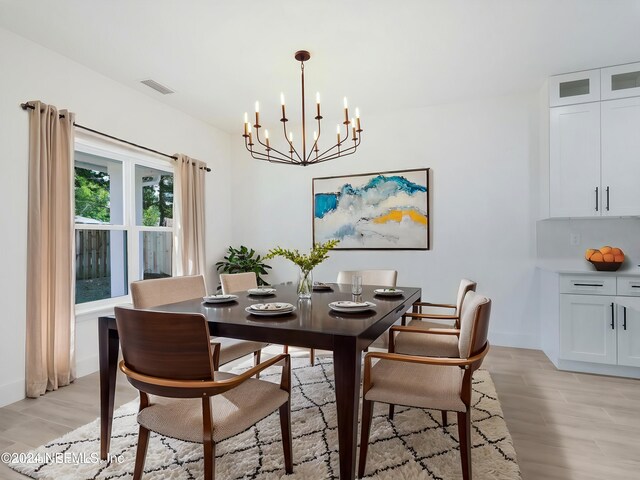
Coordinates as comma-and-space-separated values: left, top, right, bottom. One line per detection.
336, 270, 398, 287
455, 279, 477, 313
115, 307, 215, 381
130, 275, 207, 309
457, 291, 492, 359
220, 272, 258, 294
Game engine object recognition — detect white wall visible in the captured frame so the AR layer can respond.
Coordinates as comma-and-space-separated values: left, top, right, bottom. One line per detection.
0, 27, 232, 406
230, 92, 542, 350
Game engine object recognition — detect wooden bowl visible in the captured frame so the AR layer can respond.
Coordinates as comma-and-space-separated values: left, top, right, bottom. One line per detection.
589, 261, 623, 272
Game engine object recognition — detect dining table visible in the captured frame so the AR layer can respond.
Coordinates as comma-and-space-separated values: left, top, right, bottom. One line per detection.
98, 283, 421, 480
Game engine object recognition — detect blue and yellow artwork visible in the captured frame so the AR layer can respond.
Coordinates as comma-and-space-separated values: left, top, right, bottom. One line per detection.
312, 168, 429, 250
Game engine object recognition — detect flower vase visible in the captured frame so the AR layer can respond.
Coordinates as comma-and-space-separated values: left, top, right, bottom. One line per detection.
298, 268, 313, 298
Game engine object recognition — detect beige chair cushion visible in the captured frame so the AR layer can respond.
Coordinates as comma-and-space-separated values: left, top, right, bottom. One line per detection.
366, 359, 465, 412
220, 272, 258, 294
336, 270, 397, 287
394, 320, 459, 357
455, 279, 477, 313
458, 291, 490, 358
138, 372, 289, 443
131, 275, 206, 309
212, 337, 269, 365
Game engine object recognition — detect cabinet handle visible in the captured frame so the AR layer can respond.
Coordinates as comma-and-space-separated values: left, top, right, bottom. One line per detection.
595, 187, 599, 212
611, 303, 615, 330
623, 306, 627, 331
630, 285, 640, 288
606, 186, 610, 211
573, 283, 604, 287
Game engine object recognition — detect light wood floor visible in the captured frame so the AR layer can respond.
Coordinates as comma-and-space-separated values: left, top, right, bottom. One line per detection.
0, 346, 638, 479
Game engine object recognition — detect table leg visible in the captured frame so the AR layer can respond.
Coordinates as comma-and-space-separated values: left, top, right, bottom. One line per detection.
99, 317, 119, 460
333, 337, 362, 480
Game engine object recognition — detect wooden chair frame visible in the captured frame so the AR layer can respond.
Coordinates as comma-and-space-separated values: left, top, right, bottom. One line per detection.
358, 344, 489, 480
120, 342, 293, 479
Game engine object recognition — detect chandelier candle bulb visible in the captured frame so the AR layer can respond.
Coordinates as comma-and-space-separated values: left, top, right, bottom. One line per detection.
280, 93, 286, 119
265, 130, 270, 149
243, 113, 248, 136
316, 92, 321, 117
356, 108, 361, 131
351, 118, 356, 140
343, 97, 349, 123
336, 124, 341, 143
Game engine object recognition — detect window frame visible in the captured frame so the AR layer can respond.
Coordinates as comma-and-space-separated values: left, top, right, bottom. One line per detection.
74, 134, 174, 315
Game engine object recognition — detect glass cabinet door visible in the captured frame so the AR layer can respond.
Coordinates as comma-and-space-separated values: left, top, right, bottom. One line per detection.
549, 69, 601, 107
601, 62, 640, 100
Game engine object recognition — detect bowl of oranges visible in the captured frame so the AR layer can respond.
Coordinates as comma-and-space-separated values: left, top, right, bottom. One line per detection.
585, 246, 625, 271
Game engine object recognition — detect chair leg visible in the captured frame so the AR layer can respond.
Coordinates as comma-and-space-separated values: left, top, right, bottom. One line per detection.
254, 350, 261, 379
388, 404, 395, 420
309, 348, 315, 366
283, 345, 289, 354
441, 410, 448, 428
279, 401, 293, 474
457, 410, 472, 480
132, 425, 150, 480
358, 399, 374, 478
202, 396, 215, 479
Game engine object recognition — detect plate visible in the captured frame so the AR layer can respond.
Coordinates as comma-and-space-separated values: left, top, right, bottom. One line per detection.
374, 288, 404, 297
248, 287, 277, 296
245, 305, 296, 317
329, 301, 376, 313
313, 282, 332, 291
202, 294, 238, 304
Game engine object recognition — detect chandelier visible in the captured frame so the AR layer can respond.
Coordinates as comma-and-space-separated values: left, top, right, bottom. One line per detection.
242, 50, 363, 166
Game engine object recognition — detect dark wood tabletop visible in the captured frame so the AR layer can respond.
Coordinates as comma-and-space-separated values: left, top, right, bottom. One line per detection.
99, 283, 421, 480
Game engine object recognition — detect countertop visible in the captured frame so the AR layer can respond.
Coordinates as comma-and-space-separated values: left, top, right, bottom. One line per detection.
536, 258, 640, 277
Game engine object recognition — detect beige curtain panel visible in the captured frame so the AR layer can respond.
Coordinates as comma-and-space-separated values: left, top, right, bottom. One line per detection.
25, 101, 76, 398
173, 154, 206, 276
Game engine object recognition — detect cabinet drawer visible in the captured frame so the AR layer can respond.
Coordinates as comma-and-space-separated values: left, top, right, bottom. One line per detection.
617, 277, 640, 297
560, 275, 616, 295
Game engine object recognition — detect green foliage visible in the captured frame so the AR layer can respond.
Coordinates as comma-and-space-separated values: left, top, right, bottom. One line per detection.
142, 174, 173, 226
215, 246, 272, 288
75, 167, 110, 222
265, 239, 339, 273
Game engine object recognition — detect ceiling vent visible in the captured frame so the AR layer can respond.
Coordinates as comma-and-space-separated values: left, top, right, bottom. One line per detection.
140, 79, 175, 95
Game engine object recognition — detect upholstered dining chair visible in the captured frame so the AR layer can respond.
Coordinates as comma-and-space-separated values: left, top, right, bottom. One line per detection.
130, 275, 268, 370
358, 291, 492, 480
336, 269, 398, 288
219, 272, 257, 294
115, 307, 293, 480
388, 279, 476, 422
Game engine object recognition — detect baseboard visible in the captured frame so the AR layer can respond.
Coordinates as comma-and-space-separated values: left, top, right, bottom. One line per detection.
0, 379, 24, 408
554, 358, 640, 379
488, 331, 540, 350
76, 354, 99, 378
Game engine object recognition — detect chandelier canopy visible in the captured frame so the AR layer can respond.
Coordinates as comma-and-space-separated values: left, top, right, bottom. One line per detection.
242, 50, 363, 166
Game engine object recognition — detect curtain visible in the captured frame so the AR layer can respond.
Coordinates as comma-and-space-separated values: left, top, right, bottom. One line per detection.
173, 154, 206, 276
25, 101, 76, 398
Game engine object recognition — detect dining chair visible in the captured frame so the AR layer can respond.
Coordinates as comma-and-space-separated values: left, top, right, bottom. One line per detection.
388, 279, 476, 421
336, 269, 398, 288
219, 272, 258, 294
358, 291, 492, 480
219, 272, 312, 365
130, 275, 268, 370
115, 307, 293, 480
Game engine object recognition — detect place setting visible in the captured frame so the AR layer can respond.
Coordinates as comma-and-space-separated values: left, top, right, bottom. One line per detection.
328, 300, 376, 313
373, 287, 405, 297
247, 286, 277, 296
245, 302, 296, 317
202, 293, 239, 304
312, 281, 333, 291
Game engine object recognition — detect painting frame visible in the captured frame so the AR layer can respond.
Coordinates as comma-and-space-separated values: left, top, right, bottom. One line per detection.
312, 168, 430, 250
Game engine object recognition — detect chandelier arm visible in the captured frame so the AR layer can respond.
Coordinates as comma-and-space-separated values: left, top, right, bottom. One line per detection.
249, 149, 305, 165
312, 148, 359, 164
310, 134, 361, 163
280, 121, 304, 163
253, 127, 302, 163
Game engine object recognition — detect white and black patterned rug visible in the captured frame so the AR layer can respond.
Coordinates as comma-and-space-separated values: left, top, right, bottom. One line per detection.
9, 356, 520, 479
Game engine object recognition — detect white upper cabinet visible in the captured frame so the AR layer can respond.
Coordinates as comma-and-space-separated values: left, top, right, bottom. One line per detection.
549, 70, 600, 107
601, 97, 640, 216
550, 103, 601, 217
601, 62, 640, 100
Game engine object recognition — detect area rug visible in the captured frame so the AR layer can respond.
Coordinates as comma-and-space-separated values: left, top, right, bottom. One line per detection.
9, 356, 520, 479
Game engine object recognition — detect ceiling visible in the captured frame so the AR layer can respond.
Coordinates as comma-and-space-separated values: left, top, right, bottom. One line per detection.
2, 0, 640, 134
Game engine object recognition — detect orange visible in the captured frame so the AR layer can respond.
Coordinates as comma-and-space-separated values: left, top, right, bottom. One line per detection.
603, 253, 615, 262
600, 246, 613, 254
610, 247, 623, 256
614, 254, 625, 262
585, 249, 596, 260
590, 252, 604, 262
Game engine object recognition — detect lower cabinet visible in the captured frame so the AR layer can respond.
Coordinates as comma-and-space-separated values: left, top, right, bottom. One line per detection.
617, 303, 640, 367
560, 290, 640, 367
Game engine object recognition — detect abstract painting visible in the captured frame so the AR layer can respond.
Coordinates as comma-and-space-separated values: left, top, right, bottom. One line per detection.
313, 168, 429, 250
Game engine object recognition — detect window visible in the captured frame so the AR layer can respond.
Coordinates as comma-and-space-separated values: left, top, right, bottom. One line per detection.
74, 137, 174, 308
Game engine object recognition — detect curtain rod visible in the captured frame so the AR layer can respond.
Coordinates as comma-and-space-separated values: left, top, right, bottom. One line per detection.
20, 102, 212, 172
